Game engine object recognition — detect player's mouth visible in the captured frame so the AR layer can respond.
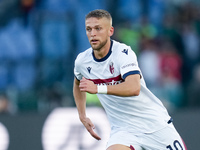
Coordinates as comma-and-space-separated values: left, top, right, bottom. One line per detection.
91, 39, 99, 44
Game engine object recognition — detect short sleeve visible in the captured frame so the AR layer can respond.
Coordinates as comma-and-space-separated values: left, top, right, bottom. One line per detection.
119, 47, 141, 80
74, 56, 83, 81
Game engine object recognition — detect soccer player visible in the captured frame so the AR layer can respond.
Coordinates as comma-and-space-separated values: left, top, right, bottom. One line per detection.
73, 9, 187, 150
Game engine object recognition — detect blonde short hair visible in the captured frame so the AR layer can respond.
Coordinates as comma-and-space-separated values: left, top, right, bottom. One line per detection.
85, 9, 112, 25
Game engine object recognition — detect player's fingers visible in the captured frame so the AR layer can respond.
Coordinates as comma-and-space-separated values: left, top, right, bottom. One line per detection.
86, 119, 101, 140
89, 120, 95, 128
80, 80, 85, 85
79, 82, 87, 91
79, 78, 88, 86
88, 128, 101, 140
79, 83, 84, 89
89, 124, 101, 140
81, 77, 86, 81
91, 132, 101, 140
79, 86, 87, 92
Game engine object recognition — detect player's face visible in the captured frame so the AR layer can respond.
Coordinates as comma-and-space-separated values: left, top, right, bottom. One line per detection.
85, 17, 113, 51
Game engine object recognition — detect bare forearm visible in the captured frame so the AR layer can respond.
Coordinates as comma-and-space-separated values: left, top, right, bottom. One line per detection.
73, 78, 101, 140
107, 81, 140, 96
107, 74, 141, 97
73, 79, 87, 120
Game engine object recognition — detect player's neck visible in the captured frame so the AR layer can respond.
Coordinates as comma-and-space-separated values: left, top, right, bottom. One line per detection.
93, 39, 111, 59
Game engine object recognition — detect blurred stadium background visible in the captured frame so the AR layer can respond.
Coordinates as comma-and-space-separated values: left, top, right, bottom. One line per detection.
0, 0, 200, 149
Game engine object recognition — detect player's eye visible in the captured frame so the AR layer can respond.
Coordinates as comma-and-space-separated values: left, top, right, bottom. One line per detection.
96, 27, 101, 31
86, 28, 92, 32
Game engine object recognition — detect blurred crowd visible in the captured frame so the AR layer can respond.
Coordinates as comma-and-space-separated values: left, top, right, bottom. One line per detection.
0, 0, 200, 114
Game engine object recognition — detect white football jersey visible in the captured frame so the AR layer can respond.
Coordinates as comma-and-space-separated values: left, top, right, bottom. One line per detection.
74, 40, 171, 134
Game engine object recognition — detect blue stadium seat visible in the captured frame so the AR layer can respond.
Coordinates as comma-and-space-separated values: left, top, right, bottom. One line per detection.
13, 62, 36, 91
0, 63, 9, 90
0, 19, 36, 61
40, 19, 71, 60
0, 19, 37, 91
40, 0, 73, 12
0, 30, 7, 61
117, 0, 142, 22
148, 0, 165, 28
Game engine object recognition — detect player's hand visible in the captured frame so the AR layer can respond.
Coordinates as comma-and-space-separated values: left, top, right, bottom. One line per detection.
81, 117, 101, 140
79, 77, 97, 94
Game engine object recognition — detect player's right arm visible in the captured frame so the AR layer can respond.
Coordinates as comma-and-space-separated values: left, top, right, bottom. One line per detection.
73, 77, 87, 120
73, 77, 101, 140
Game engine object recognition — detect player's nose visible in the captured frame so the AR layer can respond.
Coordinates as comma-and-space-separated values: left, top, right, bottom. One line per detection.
90, 29, 97, 36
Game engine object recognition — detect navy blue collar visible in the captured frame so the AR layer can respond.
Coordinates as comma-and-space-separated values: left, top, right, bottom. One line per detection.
92, 40, 113, 62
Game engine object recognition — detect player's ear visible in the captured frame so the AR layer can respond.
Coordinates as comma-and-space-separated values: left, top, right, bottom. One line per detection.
109, 26, 114, 37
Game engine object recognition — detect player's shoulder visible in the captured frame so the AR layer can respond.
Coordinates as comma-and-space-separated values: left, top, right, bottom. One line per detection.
75, 47, 93, 62
112, 40, 136, 56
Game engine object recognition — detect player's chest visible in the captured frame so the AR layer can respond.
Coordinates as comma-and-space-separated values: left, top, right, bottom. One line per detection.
81, 59, 120, 79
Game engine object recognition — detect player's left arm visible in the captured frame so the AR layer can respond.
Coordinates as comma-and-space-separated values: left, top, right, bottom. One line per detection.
109, 46, 141, 96
107, 73, 140, 96
79, 74, 140, 97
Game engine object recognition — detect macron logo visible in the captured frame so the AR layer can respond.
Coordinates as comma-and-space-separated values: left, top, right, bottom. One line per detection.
122, 49, 128, 55
87, 67, 91, 73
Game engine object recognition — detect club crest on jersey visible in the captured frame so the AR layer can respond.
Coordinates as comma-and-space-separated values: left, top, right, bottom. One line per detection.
87, 67, 91, 73
122, 49, 128, 55
109, 62, 114, 74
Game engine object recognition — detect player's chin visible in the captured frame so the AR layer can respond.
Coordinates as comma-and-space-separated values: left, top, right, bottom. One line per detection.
91, 44, 100, 51
90, 41, 97, 45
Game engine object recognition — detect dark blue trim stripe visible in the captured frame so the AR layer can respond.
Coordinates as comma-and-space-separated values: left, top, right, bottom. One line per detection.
74, 75, 80, 81
167, 118, 173, 124
92, 40, 113, 62
122, 70, 141, 80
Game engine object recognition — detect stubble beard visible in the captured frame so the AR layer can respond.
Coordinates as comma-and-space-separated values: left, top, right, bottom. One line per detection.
91, 39, 108, 51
